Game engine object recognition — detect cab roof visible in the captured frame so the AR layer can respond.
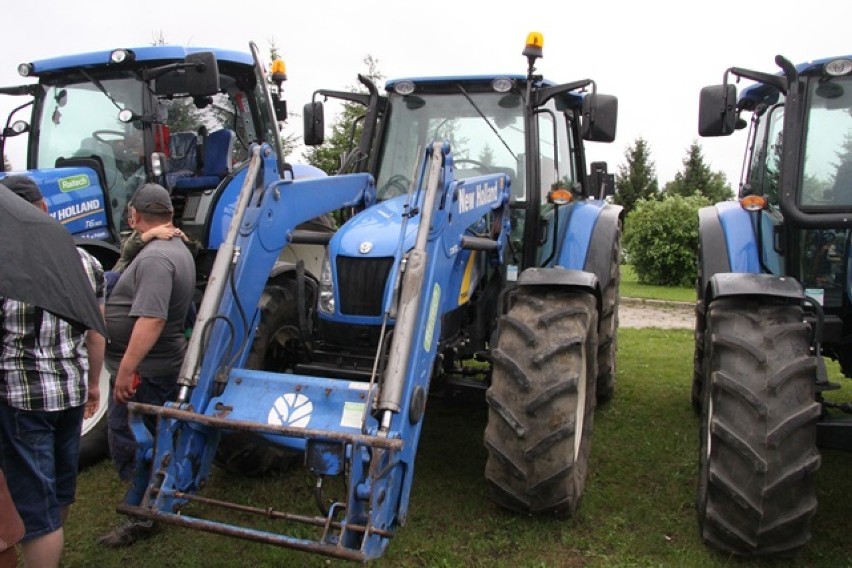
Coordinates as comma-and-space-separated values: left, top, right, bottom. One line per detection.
27, 46, 254, 75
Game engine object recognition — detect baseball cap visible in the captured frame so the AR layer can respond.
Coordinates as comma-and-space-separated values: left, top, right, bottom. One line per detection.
1, 175, 43, 203
130, 183, 173, 214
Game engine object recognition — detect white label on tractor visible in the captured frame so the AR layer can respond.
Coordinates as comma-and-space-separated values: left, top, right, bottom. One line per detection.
804, 288, 824, 306
341, 401, 365, 429
424, 283, 441, 352
458, 180, 500, 214
268, 393, 313, 428
348, 382, 370, 391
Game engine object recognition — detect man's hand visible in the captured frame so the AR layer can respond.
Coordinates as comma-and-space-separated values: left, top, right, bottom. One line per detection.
84, 384, 100, 419
114, 367, 139, 404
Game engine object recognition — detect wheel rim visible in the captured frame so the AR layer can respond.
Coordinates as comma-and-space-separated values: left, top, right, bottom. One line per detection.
81, 367, 110, 436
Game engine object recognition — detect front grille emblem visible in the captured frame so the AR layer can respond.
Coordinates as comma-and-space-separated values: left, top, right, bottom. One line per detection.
359, 241, 373, 254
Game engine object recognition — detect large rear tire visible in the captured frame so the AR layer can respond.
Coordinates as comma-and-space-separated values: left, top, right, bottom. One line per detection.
697, 296, 821, 557
214, 276, 312, 476
484, 288, 598, 516
596, 227, 621, 404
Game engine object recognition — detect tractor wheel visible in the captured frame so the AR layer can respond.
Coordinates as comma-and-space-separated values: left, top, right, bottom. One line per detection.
78, 367, 112, 469
697, 296, 821, 557
691, 298, 706, 414
214, 276, 312, 476
484, 288, 598, 516
596, 227, 621, 404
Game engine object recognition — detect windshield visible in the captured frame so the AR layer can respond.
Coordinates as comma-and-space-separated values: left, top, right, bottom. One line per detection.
33, 65, 266, 234
376, 91, 525, 200
800, 75, 852, 207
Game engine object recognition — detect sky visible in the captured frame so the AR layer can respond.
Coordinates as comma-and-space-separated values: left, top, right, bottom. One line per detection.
2, 0, 851, 192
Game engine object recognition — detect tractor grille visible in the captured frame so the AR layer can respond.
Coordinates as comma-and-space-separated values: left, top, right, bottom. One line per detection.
336, 256, 394, 316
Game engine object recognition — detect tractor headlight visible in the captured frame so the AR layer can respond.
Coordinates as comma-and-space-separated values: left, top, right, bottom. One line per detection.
319, 250, 335, 314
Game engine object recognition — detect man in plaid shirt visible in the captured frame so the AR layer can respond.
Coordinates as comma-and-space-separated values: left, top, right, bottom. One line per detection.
0, 175, 105, 568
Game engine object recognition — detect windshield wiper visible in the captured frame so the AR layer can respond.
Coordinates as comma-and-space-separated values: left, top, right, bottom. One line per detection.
457, 85, 517, 160
79, 69, 127, 115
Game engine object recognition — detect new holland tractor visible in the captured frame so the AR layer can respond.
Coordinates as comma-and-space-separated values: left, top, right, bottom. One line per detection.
0, 42, 322, 468
694, 54, 852, 557
115, 33, 621, 561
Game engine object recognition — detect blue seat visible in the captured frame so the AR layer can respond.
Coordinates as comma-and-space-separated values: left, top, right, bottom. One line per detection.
173, 129, 235, 191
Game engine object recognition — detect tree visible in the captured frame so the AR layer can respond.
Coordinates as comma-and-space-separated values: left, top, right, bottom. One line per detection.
614, 137, 659, 217
623, 194, 711, 287
303, 55, 384, 175
664, 141, 733, 203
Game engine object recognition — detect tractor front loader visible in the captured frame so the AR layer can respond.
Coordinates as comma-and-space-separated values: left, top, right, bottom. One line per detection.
117, 140, 512, 561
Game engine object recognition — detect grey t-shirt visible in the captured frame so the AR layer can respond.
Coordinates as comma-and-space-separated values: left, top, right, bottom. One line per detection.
105, 237, 195, 375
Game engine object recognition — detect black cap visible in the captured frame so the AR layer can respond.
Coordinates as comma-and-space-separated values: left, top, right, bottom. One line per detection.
1, 175, 43, 203
130, 183, 173, 214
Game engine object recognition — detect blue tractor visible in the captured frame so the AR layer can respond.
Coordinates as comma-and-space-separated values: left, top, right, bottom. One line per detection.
0, 42, 324, 468
117, 33, 622, 561
694, 55, 852, 556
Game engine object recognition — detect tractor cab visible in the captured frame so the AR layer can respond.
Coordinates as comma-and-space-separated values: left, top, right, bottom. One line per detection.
304, 33, 617, 277
0, 44, 287, 267
698, 55, 852, 371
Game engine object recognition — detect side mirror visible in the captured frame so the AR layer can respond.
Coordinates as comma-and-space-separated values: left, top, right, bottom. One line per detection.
184, 52, 220, 97
582, 94, 618, 143
303, 101, 325, 146
698, 84, 737, 137
589, 161, 615, 199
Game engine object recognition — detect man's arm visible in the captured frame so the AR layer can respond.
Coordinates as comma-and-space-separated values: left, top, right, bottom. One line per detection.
113, 316, 166, 403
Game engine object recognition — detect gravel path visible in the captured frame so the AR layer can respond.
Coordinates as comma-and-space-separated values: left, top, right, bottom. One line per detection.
619, 297, 694, 330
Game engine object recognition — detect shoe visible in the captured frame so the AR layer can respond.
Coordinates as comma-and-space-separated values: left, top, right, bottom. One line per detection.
97, 518, 158, 548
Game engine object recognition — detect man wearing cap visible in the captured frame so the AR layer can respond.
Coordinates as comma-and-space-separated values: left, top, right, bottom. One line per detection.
0, 175, 105, 568
99, 183, 194, 547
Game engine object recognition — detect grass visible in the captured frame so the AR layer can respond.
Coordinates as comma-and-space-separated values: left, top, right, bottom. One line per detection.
61, 329, 852, 567
620, 264, 696, 303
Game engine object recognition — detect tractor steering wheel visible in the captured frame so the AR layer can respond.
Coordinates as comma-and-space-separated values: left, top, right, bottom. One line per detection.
92, 130, 127, 143
378, 174, 411, 198
454, 158, 493, 172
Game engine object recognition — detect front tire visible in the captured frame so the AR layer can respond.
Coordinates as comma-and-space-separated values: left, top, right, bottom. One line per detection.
484, 288, 598, 516
697, 296, 821, 557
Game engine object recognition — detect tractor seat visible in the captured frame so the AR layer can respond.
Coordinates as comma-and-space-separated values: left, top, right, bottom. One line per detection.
172, 129, 235, 192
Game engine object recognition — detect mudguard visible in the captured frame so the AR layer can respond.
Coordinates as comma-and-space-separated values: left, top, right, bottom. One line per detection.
709, 272, 805, 302
553, 200, 621, 289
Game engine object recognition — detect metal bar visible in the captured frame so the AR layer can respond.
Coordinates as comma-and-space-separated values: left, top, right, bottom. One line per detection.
128, 402, 403, 450
117, 504, 368, 562
142, 489, 394, 538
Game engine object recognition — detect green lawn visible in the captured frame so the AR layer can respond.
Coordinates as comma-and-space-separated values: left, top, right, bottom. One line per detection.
61, 329, 852, 567
620, 264, 696, 303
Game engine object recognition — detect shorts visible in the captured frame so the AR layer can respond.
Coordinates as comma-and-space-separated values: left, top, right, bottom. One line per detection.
0, 401, 84, 540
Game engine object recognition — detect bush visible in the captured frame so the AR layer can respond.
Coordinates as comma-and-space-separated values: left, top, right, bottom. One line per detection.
623, 194, 710, 287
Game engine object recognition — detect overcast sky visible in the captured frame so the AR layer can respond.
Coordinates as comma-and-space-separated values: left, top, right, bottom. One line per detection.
2, 0, 851, 191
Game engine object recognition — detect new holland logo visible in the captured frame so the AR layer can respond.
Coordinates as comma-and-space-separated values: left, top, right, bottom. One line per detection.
359, 241, 373, 254
268, 393, 313, 428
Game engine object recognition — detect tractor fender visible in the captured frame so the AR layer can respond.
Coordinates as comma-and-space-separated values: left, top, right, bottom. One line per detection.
582, 202, 623, 291
74, 237, 120, 272
698, 202, 760, 292
516, 266, 602, 314
708, 272, 805, 303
